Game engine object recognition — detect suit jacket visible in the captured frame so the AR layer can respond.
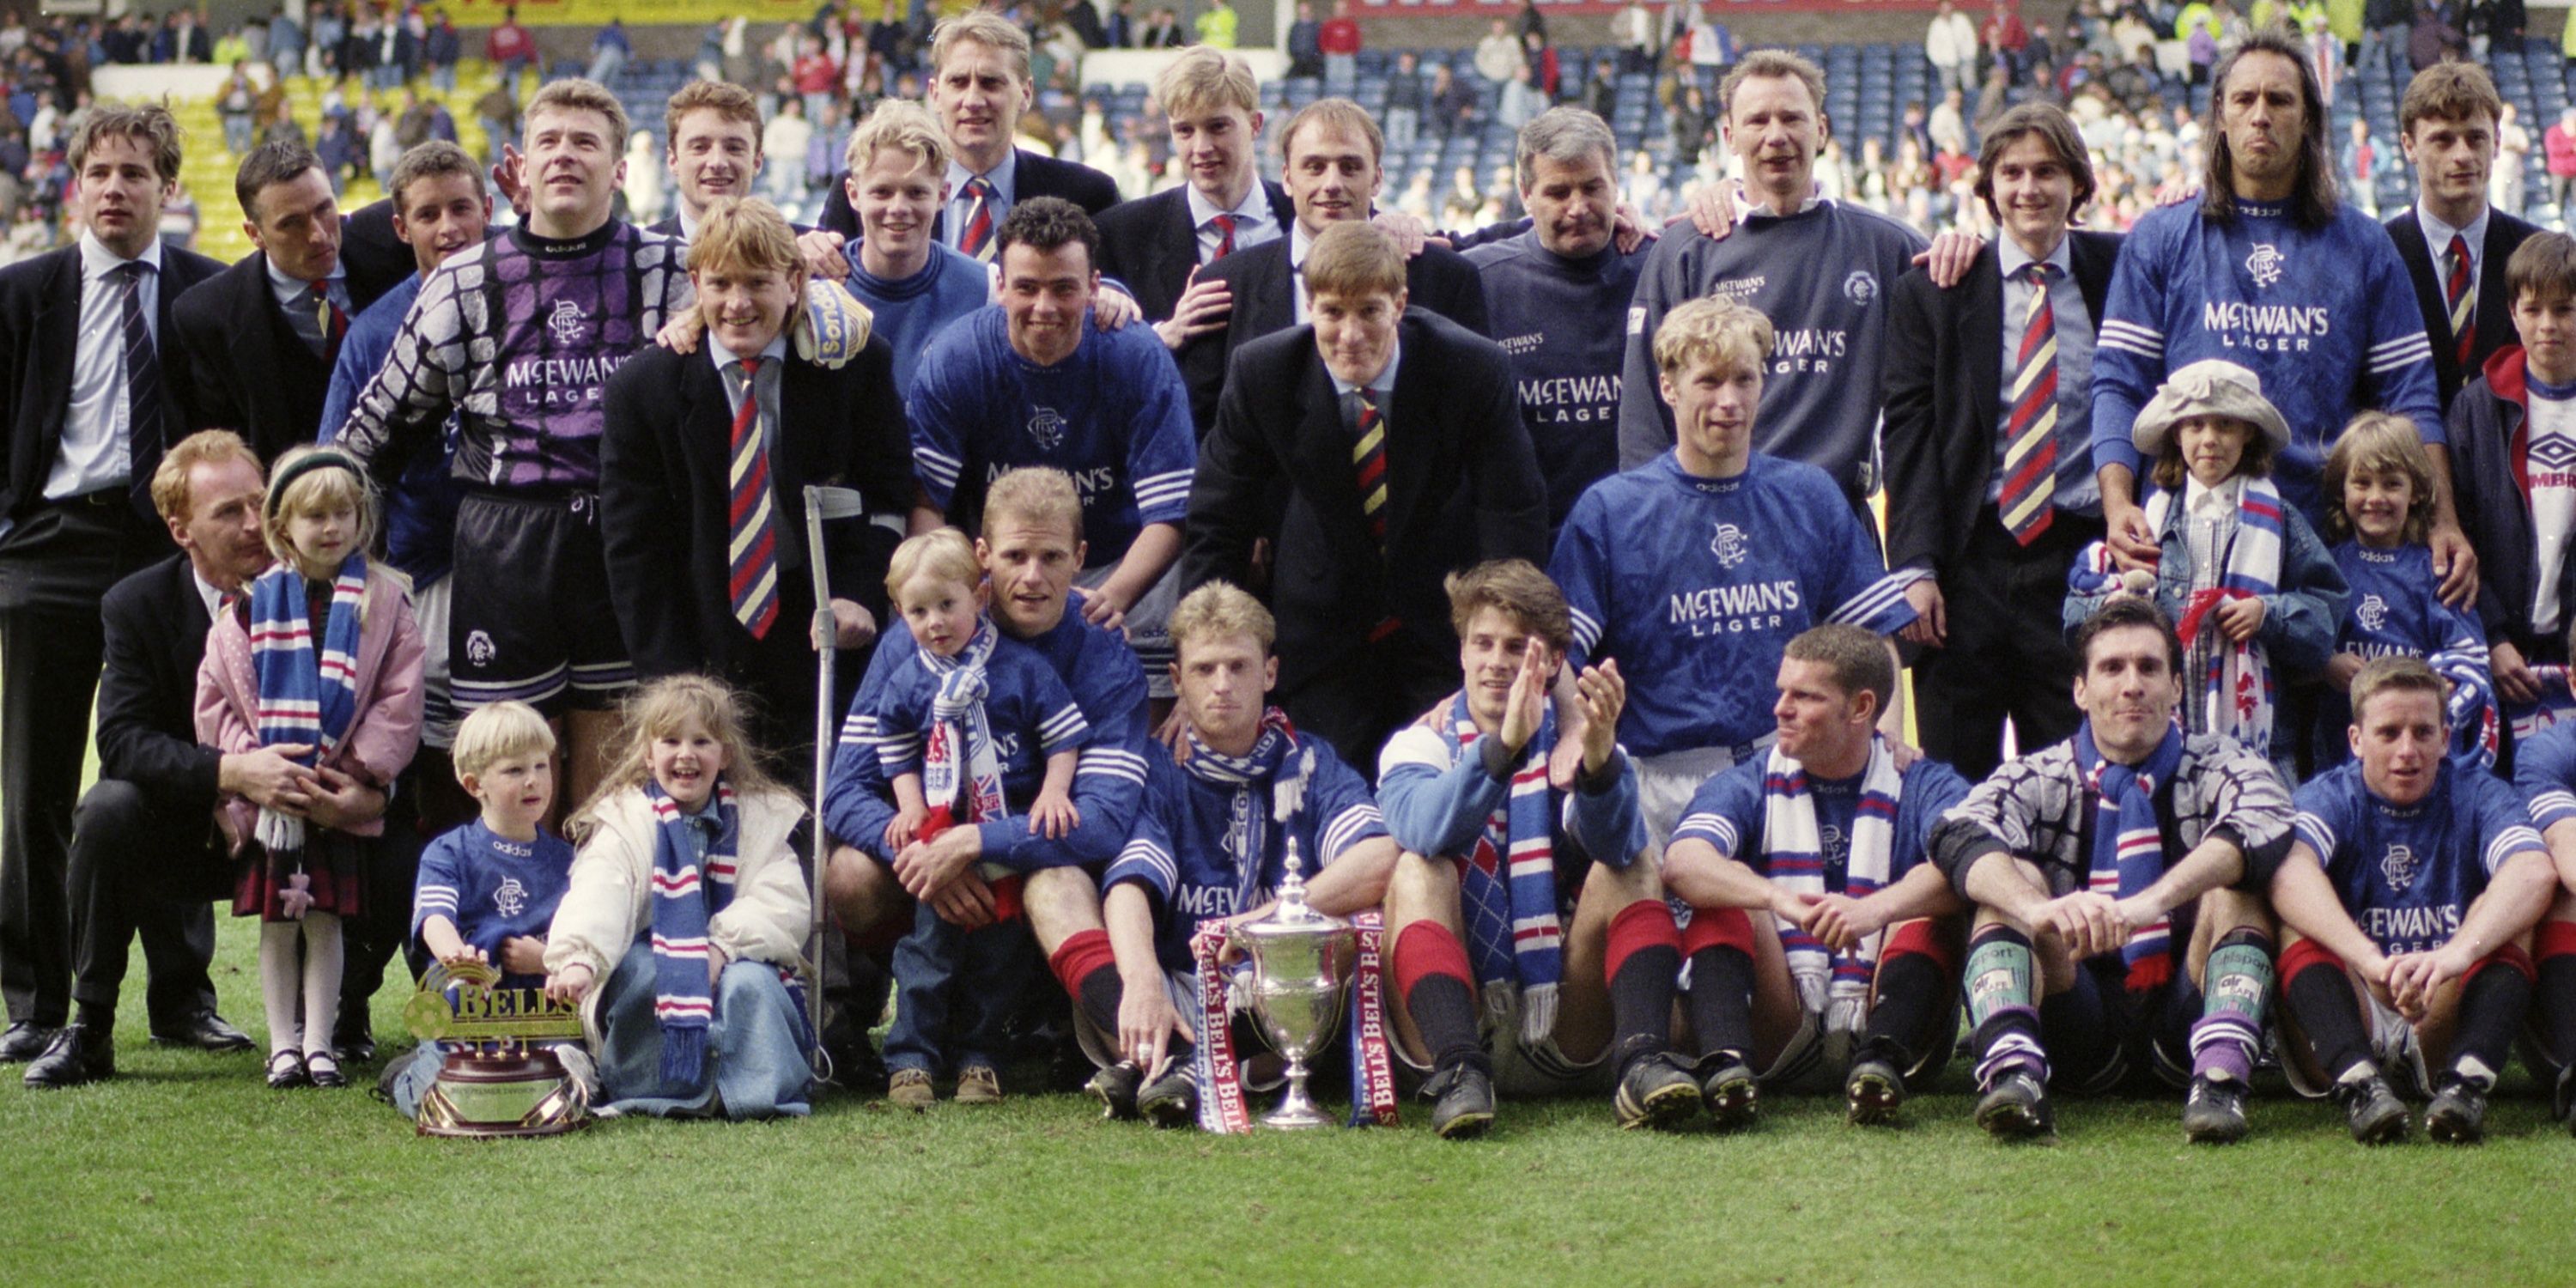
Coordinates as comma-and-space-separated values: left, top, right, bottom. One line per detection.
1093, 179, 1297, 323
1882, 231, 2119, 579
1177, 234, 1492, 435
815, 146, 1123, 241
1183, 309, 1546, 693
598, 337, 915, 686
168, 248, 397, 467
96, 556, 226, 828
0, 240, 222, 525
2387, 206, 2539, 410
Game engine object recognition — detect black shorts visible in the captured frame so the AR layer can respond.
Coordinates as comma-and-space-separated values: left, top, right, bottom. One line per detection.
2041, 954, 2200, 1096
449, 490, 629, 716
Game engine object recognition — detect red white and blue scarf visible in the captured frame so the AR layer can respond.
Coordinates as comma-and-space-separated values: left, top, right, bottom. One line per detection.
645, 778, 808, 1086
919, 618, 1007, 840
1759, 736, 1903, 1033
246, 555, 368, 872
2075, 720, 2186, 991
2153, 478, 2284, 761
1442, 691, 1562, 1047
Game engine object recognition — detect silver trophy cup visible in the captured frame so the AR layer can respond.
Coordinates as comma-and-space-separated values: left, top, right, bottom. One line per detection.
1229, 748, 1353, 1129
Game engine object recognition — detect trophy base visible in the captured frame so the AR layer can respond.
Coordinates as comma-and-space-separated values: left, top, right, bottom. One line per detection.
1258, 1078, 1335, 1130
416, 1048, 592, 1139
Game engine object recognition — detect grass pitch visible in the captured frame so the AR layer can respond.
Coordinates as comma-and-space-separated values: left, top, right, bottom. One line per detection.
4, 920, 2575, 1287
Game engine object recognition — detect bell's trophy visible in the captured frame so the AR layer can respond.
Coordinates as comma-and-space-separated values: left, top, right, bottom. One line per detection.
404, 960, 591, 1138
1228, 747, 1356, 1129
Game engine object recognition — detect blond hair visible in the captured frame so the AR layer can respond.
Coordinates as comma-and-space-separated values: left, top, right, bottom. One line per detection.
151, 429, 258, 524
2349, 655, 2451, 732
2321, 411, 2435, 544
686, 196, 803, 279
843, 98, 950, 179
451, 700, 556, 781
263, 444, 380, 569
886, 527, 983, 600
569, 675, 787, 841
1303, 219, 1405, 300
1445, 559, 1572, 654
931, 11, 1032, 85
526, 77, 630, 149
1169, 580, 1275, 657
1156, 46, 1259, 119
1654, 296, 1774, 379
981, 467, 1084, 544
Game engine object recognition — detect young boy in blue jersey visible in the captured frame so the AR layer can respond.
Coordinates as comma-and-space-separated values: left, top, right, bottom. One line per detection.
907, 197, 1196, 696
1082, 581, 1398, 1126
2269, 656, 2559, 1143
839, 100, 993, 393
2315, 413, 2494, 769
1552, 295, 1919, 849
1379, 560, 1700, 1138
869, 528, 1091, 1109
1662, 625, 1972, 1127
388, 701, 586, 1116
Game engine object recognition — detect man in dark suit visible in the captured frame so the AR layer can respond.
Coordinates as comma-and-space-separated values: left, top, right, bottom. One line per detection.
168, 141, 394, 467
1883, 103, 2118, 781
26, 433, 308, 1086
0, 105, 224, 1061
1178, 98, 1493, 436
1094, 48, 1293, 334
1183, 221, 1544, 775
813, 12, 1120, 249
601, 197, 917, 775
2386, 61, 2539, 413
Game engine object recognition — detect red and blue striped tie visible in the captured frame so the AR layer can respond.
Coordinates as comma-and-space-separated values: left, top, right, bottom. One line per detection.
1209, 211, 1237, 260
958, 176, 996, 262
1353, 388, 1388, 548
2446, 233, 2476, 372
1998, 261, 2058, 546
726, 356, 780, 639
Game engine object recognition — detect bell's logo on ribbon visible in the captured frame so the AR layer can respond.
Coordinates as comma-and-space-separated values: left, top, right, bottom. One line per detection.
405, 959, 586, 1043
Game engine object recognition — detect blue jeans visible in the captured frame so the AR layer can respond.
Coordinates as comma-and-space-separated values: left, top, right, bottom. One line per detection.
592, 945, 812, 1118
885, 896, 1036, 1076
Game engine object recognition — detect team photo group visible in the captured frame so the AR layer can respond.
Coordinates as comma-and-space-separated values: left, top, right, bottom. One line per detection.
7, 4, 2576, 1152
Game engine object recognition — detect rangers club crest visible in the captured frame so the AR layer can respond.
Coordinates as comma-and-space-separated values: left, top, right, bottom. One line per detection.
1027, 406, 1066, 452
2245, 243, 2285, 289
2380, 843, 2420, 891
1842, 270, 1879, 306
1710, 522, 1750, 568
545, 299, 586, 344
493, 876, 527, 918
2356, 593, 2389, 634
465, 629, 497, 667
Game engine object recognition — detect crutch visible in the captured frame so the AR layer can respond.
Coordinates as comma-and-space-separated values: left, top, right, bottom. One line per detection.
802, 483, 870, 1080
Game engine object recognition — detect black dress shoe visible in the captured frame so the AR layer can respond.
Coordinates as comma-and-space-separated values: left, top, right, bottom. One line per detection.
22, 1025, 112, 1088
331, 1026, 376, 1065
151, 1011, 256, 1053
0, 1020, 57, 1062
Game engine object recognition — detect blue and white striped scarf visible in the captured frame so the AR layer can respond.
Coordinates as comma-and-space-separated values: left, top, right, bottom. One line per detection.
1442, 691, 1562, 1047
246, 555, 368, 860
2075, 720, 2185, 991
1180, 707, 1297, 917
1759, 736, 1903, 1033
644, 778, 808, 1086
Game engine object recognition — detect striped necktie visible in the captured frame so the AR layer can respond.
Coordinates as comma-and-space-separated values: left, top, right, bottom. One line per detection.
1352, 388, 1388, 548
1209, 211, 1237, 260
1998, 261, 2059, 546
726, 356, 780, 638
117, 262, 162, 453
959, 175, 997, 262
2445, 233, 2476, 371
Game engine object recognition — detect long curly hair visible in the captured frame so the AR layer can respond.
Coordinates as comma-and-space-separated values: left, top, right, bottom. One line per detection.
2198, 28, 2338, 230
567, 674, 790, 842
